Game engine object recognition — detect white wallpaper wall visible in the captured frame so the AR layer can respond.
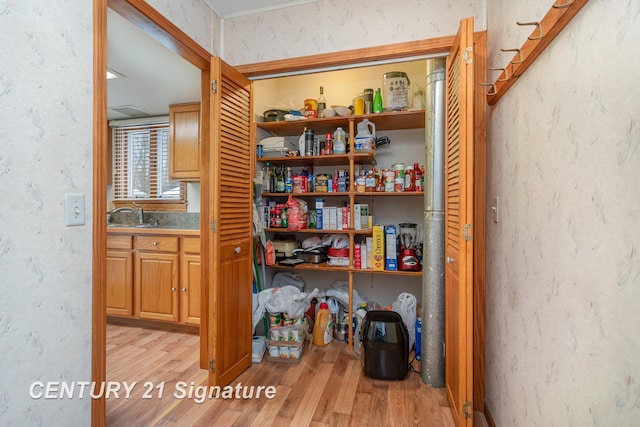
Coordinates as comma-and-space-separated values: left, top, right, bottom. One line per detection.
222, 0, 485, 65
0, 0, 218, 424
147, 0, 221, 55
0, 0, 93, 425
485, 0, 640, 425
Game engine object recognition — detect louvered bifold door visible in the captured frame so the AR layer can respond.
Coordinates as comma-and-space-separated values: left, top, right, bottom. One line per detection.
208, 57, 254, 387
444, 17, 475, 427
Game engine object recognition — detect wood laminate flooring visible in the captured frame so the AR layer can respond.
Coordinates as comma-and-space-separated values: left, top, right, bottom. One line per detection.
106, 323, 482, 427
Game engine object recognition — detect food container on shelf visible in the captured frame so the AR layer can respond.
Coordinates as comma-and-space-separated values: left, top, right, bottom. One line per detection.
383, 72, 410, 111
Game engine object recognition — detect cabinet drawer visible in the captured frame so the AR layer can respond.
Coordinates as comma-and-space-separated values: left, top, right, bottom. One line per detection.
182, 237, 201, 254
107, 234, 133, 250
136, 236, 179, 252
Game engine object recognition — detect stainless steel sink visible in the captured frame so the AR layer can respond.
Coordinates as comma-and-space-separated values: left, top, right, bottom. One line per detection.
106, 223, 129, 228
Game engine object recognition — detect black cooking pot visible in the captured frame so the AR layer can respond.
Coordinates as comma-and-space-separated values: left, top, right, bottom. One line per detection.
263, 109, 289, 122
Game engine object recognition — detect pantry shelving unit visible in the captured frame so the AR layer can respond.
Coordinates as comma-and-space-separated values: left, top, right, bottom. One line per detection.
256, 109, 425, 346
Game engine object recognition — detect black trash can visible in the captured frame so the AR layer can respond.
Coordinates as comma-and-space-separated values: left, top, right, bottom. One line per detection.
360, 310, 409, 380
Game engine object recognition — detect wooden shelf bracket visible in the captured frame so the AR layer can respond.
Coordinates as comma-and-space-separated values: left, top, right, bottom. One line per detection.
482, 0, 590, 105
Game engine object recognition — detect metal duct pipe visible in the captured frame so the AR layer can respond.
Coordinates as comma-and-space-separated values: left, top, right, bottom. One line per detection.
421, 57, 446, 388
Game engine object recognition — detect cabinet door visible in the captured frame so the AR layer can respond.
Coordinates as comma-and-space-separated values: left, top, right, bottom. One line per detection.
202, 57, 253, 387
106, 250, 133, 317
135, 252, 179, 322
169, 102, 201, 180
180, 254, 201, 325
445, 17, 475, 427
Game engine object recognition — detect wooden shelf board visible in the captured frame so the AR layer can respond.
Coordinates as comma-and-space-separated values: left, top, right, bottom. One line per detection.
256, 110, 425, 136
263, 191, 424, 197
258, 152, 374, 167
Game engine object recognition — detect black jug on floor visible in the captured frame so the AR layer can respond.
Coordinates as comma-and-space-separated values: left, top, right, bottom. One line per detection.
360, 310, 409, 380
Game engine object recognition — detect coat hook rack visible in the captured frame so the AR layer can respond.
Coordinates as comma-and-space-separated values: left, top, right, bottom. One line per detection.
479, 83, 497, 96
486, 0, 589, 105
489, 67, 510, 82
501, 48, 524, 64
517, 21, 544, 40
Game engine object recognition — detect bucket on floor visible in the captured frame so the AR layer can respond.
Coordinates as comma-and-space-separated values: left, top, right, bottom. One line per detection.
360, 310, 409, 380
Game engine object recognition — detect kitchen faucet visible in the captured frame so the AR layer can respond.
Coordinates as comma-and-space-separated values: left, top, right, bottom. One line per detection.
108, 202, 144, 224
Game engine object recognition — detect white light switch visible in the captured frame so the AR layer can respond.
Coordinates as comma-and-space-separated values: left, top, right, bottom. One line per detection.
65, 193, 85, 226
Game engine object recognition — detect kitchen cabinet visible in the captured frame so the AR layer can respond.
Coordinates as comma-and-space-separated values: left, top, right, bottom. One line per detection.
169, 102, 201, 181
135, 235, 180, 322
106, 235, 133, 317
106, 231, 201, 326
180, 237, 201, 325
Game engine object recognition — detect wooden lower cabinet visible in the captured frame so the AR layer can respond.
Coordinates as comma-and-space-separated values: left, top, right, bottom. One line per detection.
106, 233, 200, 326
106, 250, 133, 316
135, 251, 180, 322
180, 237, 201, 325
180, 253, 201, 325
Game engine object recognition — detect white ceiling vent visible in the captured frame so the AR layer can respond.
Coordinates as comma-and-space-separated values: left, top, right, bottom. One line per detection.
109, 105, 153, 117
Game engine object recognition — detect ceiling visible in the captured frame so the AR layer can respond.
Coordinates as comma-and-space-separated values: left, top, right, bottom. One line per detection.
107, 2, 316, 121
107, 9, 200, 121
203, 0, 316, 18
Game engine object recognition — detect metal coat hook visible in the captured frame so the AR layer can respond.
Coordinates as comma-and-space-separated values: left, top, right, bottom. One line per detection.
501, 48, 524, 64
517, 21, 544, 40
480, 83, 497, 96
553, 0, 573, 9
489, 67, 511, 82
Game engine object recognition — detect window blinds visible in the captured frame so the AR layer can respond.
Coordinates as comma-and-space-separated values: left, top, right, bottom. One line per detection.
112, 122, 183, 200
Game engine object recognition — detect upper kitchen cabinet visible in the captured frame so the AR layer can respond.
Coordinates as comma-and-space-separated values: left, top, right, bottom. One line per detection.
169, 102, 201, 181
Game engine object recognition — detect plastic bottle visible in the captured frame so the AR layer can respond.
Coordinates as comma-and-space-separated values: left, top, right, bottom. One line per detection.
313, 302, 333, 347
414, 162, 422, 192
373, 88, 383, 113
317, 86, 326, 118
327, 297, 340, 328
285, 167, 293, 193
404, 165, 416, 191
275, 166, 285, 193
333, 127, 346, 154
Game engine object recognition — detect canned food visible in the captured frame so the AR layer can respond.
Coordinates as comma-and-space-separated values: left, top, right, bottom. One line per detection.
289, 328, 304, 341
268, 345, 279, 357
269, 313, 282, 328
304, 99, 317, 118
279, 346, 290, 358
394, 177, 405, 192
292, 175, 303, 193
393, 163, 405, 178
290, 346, 302, 359
355, 176, 366, 193
316, 174, 329, 192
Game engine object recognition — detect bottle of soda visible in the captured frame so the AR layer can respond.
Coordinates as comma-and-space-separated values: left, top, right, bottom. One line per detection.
373, 88, 383, 113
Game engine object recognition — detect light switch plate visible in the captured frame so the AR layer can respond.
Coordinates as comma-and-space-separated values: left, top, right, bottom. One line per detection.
64, 193, 85, 226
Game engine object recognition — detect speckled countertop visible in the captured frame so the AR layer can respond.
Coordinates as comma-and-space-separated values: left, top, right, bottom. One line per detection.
106, 212, 200, 235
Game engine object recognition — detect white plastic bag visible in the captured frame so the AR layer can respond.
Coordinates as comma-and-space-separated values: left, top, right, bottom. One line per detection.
265, 285, 319, 319
271, 271, 305, 290
391, 292, 417, 351
325, 280, 365, 311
